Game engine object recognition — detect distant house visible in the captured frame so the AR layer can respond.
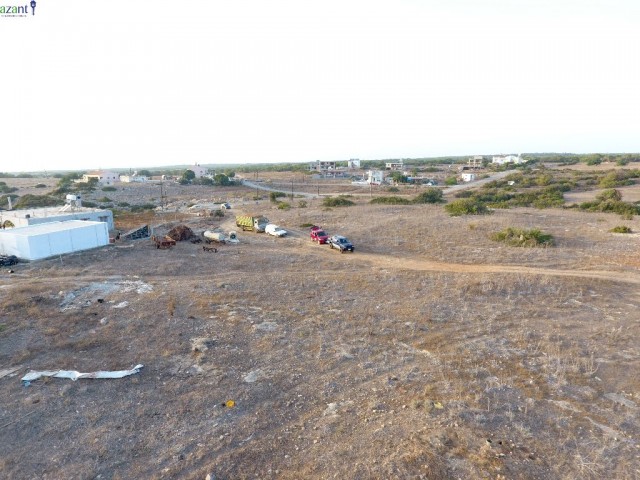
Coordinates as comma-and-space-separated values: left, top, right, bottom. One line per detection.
367, 170, 385, 185
385, 161, 404, 170
120, 172, 148, 183
309, 160, 337, 173
347, 159, 361, 169
188, 164, 209, 178
81, 170, 119, 185
461, 173, 476, 182
492, 154, 524, 165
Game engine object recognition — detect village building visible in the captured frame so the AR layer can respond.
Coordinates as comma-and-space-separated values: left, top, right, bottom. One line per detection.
119, 172, 148, 183
309, 160, 337, 173
461, 172, 477, 182
80, 170, 120, 185
385, 161, 404, 170
492, 154, 525, 165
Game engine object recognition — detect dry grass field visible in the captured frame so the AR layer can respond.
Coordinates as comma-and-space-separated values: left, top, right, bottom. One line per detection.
1, 176, 640, 479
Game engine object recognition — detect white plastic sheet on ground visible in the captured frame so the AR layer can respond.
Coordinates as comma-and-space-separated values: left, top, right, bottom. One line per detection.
21, 364, 144, 382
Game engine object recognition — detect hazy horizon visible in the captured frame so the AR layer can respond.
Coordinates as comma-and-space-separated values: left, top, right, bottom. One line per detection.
3, 1, 639, 173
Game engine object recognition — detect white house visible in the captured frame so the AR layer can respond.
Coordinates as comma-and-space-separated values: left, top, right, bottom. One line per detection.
367, 170, 385, 185
492, 154, 524, 165
347, 159, 361, 169
0, 220, 109, 261
81, 170, 120, 185
188, 164, 209, 178
0, 206, 114, 230
461, 173, 476, 182
385, 161, 404, 170
120, 172, 148, 183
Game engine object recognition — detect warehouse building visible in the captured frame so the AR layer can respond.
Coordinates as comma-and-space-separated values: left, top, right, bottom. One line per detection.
0, 220, 109, 261
0, 206, 113, 230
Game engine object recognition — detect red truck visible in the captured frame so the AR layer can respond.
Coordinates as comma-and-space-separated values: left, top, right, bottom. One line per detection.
310, 226, 329, 244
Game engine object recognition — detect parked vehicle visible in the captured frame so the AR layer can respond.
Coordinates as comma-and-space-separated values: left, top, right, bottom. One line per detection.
310, 226, 329, 244
235, 215, 269, 232
0, 255, 18, 266
151, 235, 176, 249
328, 235, 354, 253
220, 202, 231, 210
265, 224, 287, 237
203, 230, 227, 244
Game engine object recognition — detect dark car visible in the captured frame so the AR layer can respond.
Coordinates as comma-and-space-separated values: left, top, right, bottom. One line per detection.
328, 235, 354, 253
0, 255, 18, 266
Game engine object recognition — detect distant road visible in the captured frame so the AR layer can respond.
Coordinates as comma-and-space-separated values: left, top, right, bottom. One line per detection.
443, 170, 513, 196
238, 178, 321, 198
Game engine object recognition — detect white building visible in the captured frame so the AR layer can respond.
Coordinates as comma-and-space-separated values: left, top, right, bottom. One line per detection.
492, 154, 524, 165
347, 159, 361, 169
0, 206, 114, 230
120, 173, 148, 183
367, 170, 385, 185
385, 161, 404, 170
309, 160, 337, 173
81, 170, 120, 185
0, 220, 109, 261
188, 164, 209, 178
461, 173, 476, 182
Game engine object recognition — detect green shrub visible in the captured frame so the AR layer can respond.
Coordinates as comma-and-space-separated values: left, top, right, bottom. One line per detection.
97, 196, 112, 203
298, 200, 307, 208
323, 196, 355, 207
596, 189, 622, 202
270, 191, 286, 203
490, 227, 554, 247
444, 176, 458, 186
386, 187, 400, 193
0, 194, 19, 207
102, 186, 117, 192
609, 225, 632, 233
34, 183, 47, 188
277, 202, 291, 210
130, 203, 156, 212
118, 202, 130, 207
370, 196, 412, 205
454, 190, 474, 198
599, 171, 635, 189
300, 223, 314, 228
213, 209, 224, 217
444, 199, 490, 216
13, 194, 60, 209
413, 188, 444, 204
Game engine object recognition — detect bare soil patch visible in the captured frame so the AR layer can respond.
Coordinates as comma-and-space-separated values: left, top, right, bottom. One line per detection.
1, 184, 639, 479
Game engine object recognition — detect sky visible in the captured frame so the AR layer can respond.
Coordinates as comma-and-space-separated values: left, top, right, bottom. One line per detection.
2, 0, 640, 172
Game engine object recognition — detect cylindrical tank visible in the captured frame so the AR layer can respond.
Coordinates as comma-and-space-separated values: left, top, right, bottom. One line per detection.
203, 230, 226, 243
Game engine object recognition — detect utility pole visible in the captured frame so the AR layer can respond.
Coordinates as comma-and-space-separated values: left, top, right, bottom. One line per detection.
291, 179, 294, 201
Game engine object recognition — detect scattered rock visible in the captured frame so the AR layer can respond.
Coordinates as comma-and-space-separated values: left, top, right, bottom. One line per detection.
191, 337, 215, 353
323, 402, 338, 416
253, 322, 278, 332
243, 370, 261, 383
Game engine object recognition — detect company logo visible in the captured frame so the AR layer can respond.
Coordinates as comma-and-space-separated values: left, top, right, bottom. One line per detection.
0, 0, 35, 17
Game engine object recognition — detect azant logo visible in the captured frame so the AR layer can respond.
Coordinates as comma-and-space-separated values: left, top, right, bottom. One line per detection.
0, 0, 36, 17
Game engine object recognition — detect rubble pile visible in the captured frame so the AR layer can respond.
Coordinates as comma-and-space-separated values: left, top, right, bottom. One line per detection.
166, 225, 194, 241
